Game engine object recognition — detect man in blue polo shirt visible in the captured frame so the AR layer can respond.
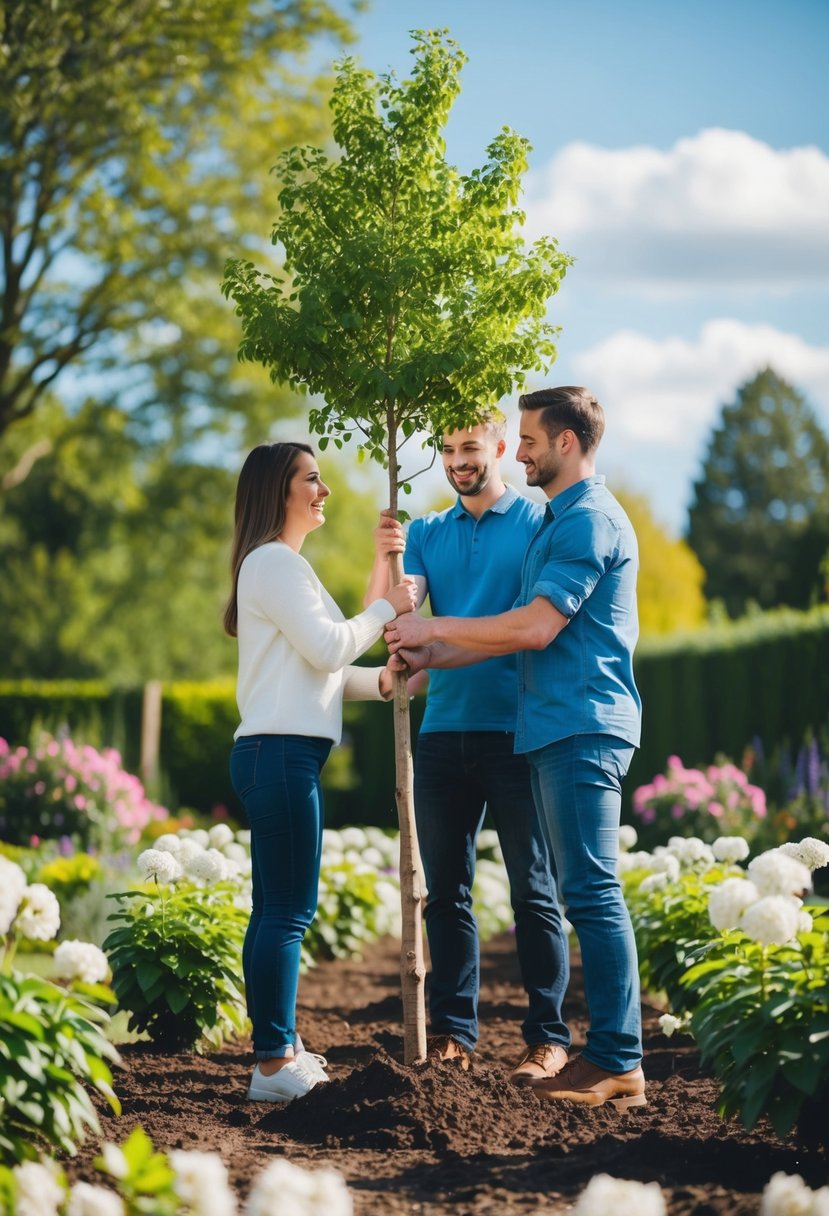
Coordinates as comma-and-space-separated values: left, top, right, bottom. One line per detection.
385, 387, 646, 1110
367, 409, 570, 1083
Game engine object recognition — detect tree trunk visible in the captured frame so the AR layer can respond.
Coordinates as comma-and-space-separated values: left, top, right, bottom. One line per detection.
386, 417, 427, 1065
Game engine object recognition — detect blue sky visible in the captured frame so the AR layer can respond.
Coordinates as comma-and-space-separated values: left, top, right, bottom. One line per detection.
319, 0, 829, 534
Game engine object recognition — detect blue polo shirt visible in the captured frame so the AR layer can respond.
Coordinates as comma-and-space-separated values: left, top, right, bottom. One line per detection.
405, 487, 545, 733
514, 475, 642, 754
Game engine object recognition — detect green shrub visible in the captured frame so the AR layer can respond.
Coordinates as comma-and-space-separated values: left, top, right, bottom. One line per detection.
104, 873, 248, 1052
0, 970, 121, 1164
683, 909, 829, 1139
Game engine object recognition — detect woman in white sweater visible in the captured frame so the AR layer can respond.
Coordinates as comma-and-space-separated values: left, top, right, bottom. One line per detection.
224, 442, 417, 1103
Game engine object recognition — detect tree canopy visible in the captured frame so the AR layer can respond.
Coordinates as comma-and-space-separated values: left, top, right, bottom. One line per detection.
223, 29, 571, 505
0, 0, 350, 447
687, 369, 829, 616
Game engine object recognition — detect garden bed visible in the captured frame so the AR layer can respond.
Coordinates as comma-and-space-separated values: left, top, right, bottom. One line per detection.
70, 933, 827, 1214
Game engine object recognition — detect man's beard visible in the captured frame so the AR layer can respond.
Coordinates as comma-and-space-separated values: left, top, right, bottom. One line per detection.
446, 466, 491, 496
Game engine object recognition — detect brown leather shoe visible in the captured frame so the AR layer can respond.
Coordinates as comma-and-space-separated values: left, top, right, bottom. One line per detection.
426, 1035, 471, 1071
508, 1043, 569, 1085
531, 1053, 646, 1109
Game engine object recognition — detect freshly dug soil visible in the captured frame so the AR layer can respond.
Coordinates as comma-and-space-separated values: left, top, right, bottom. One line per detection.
70, 934, 827, 1214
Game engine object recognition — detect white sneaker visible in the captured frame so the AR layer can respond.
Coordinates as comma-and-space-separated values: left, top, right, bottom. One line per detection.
295, 1051, 329, 1082
246, 1058, 320, 1103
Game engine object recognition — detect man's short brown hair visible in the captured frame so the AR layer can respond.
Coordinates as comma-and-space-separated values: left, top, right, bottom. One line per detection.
444, 406, 506, 443
518, 387, 605, 454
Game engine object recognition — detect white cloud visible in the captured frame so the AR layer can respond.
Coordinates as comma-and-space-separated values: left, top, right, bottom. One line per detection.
566, 319, 829, 532
525, 129, 829, 287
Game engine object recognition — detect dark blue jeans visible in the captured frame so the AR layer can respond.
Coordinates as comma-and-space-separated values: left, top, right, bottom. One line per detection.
229, 734, 332, 1060
414, 731, 570, 1052
527, 734, 642, 1074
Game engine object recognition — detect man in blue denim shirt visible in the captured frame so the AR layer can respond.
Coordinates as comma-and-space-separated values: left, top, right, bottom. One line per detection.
366, 410, 570, 1084
386, 387, 646, 1110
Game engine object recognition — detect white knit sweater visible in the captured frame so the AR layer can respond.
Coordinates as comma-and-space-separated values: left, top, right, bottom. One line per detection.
233, 542, 395, 743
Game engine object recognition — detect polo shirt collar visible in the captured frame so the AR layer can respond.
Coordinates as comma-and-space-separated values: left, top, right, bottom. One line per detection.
546, 474, 605, 519
452, 484, 519, 519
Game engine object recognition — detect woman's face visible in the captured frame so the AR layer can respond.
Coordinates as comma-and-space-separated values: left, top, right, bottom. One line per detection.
284, 451, 330, 537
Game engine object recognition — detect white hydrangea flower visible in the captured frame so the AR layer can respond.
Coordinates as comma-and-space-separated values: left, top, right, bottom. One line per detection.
184, 828, 211, 849
100, 1145, 129, 1180
338, 826, 368, 850
208, 823, 235, 849
708, 878, 760, 932
176, 838, 205, 866
66, 1182, 126, 1216
797, 910, 814, 935
361, 845, 385, 868
153, 833, 182, 855
639, 872, 670, 894
16, 883, 61, 942
812, 1187, 829, 1216
760, 1170, 820, 1216
778, 837, 829, 873
740, 895, 800, 946
748, 851, 812, 898
477, 829, 501, 854
244, 1159, 351, 1216
185, 848, 227, 885
223, 842, 249, 865
54, 939, 109, 985
13, 1160, 66, 1216
235, 829, 251, 846
712, 836, 750, 864
137, 848, 182, 885
666, 836, 715, 869
573, 1173, 666, 1216
618, 824, 638, 852
617, 850, 655, 875
650, 851, 681, 882
170, 1149, 237, 1216
0, 855, 27, 935
658, 1013, 690, 1038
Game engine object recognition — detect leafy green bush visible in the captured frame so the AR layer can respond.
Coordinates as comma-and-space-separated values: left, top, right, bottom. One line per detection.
0, 970, 121, 1164
682, 909, 829, 1139
104, 871, 248, 1052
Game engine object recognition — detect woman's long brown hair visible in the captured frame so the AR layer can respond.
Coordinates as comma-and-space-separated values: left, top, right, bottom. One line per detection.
223, 442, 314, 637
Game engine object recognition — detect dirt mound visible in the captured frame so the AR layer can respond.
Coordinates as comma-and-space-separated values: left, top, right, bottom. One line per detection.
263, 1049, 617, 1153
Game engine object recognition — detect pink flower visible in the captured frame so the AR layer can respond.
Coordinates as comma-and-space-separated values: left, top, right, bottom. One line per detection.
708, 801, 724, 818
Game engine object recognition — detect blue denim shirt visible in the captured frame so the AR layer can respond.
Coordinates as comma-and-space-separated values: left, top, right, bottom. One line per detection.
405, 487, 545, 732
514, 475, 642, 753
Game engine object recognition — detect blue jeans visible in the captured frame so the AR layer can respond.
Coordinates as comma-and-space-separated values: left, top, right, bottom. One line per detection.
415, 731, 570, 1052
229, 734, 332, 1060
527, 734, 642, 1074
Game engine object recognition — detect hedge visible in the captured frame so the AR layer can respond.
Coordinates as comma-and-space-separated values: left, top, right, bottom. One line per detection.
1, 606, 827, 827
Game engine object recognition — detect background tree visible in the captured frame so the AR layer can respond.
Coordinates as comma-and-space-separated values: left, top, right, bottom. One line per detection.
0, 0, 351, 456
613, 488, 707, 634
223, 30, 571, 1062
687, 368, 829, 617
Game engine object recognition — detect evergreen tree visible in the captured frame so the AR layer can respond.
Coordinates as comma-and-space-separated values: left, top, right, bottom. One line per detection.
687, 369, 829, 616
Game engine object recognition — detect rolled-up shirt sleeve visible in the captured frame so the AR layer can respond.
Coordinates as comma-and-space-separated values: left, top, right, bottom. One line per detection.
531, 511, 619, 618
254, 554, 395, 672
